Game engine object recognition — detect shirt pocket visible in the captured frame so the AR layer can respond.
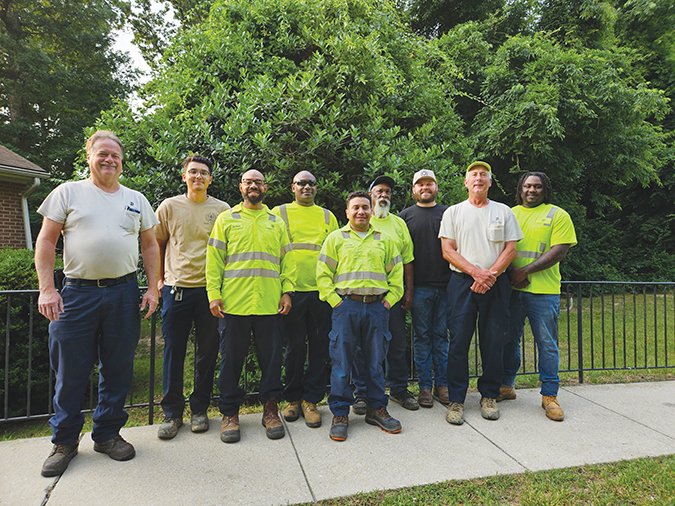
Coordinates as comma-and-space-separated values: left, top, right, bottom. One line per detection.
121, 209, 141, 235
487, 222, 504, 242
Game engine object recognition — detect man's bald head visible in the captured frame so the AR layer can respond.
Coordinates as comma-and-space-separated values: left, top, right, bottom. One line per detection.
292, 170, 318, 206
240, 169, 267, 207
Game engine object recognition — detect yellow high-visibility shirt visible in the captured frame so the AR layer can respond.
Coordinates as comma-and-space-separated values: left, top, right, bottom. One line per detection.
271, 202, 339, 292
370, 214, 415, 264
316, 224, 403, 308
206, 203, 295, 315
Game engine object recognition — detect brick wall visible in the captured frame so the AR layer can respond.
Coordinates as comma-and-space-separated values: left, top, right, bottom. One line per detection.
0, 180, 28, 249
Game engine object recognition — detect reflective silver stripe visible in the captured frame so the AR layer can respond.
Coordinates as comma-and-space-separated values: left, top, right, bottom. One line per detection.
543, 206, 558, 226
341, 231, 350, 239
225, 251, 280, 264
208, 237, 227, 251
334, 271, 387, 283
337, 288, 387, 296
268, 214, 277, 222
279, 204, 292, 241
223, 268, 279, 279
373, 232, 381, 240
318, 254, 337, 270
516, 251, 540, 259
292, 242, 322, 251
281, 243, 292, 256
323, 208, 330, 225
386, 255, 402, 273
539, 242, 546, 253
231, 212, 241, 219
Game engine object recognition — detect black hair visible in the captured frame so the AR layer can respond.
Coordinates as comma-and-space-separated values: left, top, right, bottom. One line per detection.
515, 171, 552, 205
181, 155, 213, 172
345, 190, 371, 207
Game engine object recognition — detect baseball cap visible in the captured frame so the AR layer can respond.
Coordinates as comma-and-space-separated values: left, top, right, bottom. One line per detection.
368, 175, 396, 192
412, 169, 436, 185
466, 161, 491, 174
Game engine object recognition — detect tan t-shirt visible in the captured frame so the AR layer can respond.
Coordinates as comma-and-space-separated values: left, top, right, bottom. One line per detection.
155, 194, 230, 287
37, 179, 158, 279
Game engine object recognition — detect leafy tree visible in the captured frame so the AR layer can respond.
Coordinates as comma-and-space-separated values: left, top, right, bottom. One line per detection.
404, 0, 505, 37
0, 0, 135, 180
97, 0, 471, 216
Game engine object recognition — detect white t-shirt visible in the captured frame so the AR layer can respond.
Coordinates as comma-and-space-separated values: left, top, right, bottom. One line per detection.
38, 179, 159, 279
438, 199, 523, 272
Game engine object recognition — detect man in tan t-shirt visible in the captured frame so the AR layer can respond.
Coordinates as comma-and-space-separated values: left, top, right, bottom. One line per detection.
154, 155, 230, 439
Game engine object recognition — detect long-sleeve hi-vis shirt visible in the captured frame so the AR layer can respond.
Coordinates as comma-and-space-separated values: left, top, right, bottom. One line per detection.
316, 224, 404, 308
206, 203, 295, 316
271, 202, 339, 292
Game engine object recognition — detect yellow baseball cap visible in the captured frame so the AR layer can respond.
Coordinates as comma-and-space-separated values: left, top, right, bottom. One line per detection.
466, 161, 491, 174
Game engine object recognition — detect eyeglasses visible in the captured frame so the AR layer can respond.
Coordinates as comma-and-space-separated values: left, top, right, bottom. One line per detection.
187, 169, 211, 177
293, 180, 317, 187
241, 178, 264, 186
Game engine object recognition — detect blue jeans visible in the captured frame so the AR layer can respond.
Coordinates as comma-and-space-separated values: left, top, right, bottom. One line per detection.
281, 291, 331, 404
411, 286, 449, 390
446, 273, 511, 403
48, 279, 140, 444
160, 286, 219, 419
328, 298, 391, 416
502, 291, 561, 396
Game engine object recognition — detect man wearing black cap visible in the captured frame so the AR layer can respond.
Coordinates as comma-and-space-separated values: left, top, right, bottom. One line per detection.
352, 175, 418, 414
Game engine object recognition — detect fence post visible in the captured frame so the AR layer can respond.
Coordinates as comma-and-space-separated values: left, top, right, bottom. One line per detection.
148, 312, 157, 425
577, 284, 584, 384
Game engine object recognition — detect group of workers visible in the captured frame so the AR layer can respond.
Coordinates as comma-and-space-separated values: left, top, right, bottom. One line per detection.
34, 130, 576, 477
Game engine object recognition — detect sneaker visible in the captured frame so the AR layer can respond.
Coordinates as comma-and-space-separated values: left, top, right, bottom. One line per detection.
480, 397, 500, 420
190, 412, 209, 433
329, 416, 349, 441
352, 397, 367, 415
93, 435, 135, 461
445, 402, 464, 425
41, 442, 78, 477
282, 401, 301, 422
220, 415, 240, 443
365, 407, 402, 434
418, 388, 433, 408
390, 389, 419, 411
157, 417, 183, 440
496, 385, 517, 402
301, 400, 322, 428
433, 386, 450, 406
262, 400, 285, 440
542, 395, 565, 421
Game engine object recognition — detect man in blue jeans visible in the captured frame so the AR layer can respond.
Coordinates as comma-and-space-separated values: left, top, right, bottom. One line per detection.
499, 172, 577, 421
399, 170, 450, 407
154, 155, 229, 439
35, 130, 160, 476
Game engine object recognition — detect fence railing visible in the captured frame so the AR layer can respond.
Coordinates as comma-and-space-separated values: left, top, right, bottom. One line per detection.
1, 281, 673, 426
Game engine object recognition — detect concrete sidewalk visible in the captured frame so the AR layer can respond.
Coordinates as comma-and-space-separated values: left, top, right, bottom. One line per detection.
1, 381, 673, 505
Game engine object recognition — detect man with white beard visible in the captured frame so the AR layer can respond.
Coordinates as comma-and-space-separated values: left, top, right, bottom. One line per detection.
352, 175, 417, 413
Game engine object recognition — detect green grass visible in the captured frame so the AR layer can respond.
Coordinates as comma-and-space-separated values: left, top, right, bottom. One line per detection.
312, 455, 675, 506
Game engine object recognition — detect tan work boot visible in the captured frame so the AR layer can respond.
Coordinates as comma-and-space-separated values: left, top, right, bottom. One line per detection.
542, 395, 565, 421
262, 400, 286, 439
282, 401, 301, 422
480, 397, 500, 420
301, 400, 322, 428
496, 385, 517, 402
445, 402, 464, 425
220, 415, 240, 443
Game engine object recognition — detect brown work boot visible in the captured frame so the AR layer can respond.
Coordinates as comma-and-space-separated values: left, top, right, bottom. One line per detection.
301, 400, 322, 428
418, 388, 433, 408
262, 400, 286, 439
433, 386, 450, 406
220, 414, 240, 443
282, 401, 301, 422
496, 385, 517, 402
542, 396, 565, 421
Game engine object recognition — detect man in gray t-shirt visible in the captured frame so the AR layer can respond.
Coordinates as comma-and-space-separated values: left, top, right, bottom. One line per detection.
438, 161, 522, 426
35, 130, 160, 477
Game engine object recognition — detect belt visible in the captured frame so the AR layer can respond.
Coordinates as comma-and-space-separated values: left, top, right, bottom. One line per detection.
64, 272, 137, 288
347, 294, 383, 303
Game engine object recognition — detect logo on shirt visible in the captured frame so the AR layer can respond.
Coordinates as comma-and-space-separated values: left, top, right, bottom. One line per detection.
126, 202, 141, 214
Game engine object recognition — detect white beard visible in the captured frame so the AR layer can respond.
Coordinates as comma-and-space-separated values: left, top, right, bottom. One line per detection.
373, 199, 390, 219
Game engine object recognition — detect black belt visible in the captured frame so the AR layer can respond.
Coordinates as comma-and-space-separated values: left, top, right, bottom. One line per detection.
64, 272, 137, 288
347, 294, 384, 303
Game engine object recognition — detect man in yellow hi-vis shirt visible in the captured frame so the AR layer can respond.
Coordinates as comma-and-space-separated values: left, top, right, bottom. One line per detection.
317, 191, 404, 442
272, 171, 338, 429
206, 169, 295, 443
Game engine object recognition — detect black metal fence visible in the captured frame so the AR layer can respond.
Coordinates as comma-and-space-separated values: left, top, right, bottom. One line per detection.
1, 281, 673, 426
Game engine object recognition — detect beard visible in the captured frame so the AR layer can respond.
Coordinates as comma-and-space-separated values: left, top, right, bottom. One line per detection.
415, 190, 437, 204
244, 189, 264, 205
373, 198, 390, 218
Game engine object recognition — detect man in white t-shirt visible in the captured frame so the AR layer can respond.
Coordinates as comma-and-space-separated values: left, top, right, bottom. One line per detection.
35, 130, 160, 477
438, 161, 523, 425
155, 155, 230, 440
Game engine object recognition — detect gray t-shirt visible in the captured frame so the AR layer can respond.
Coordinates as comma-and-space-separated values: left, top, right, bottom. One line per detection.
38, 179, 158, 279
438, 199, 523, 272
